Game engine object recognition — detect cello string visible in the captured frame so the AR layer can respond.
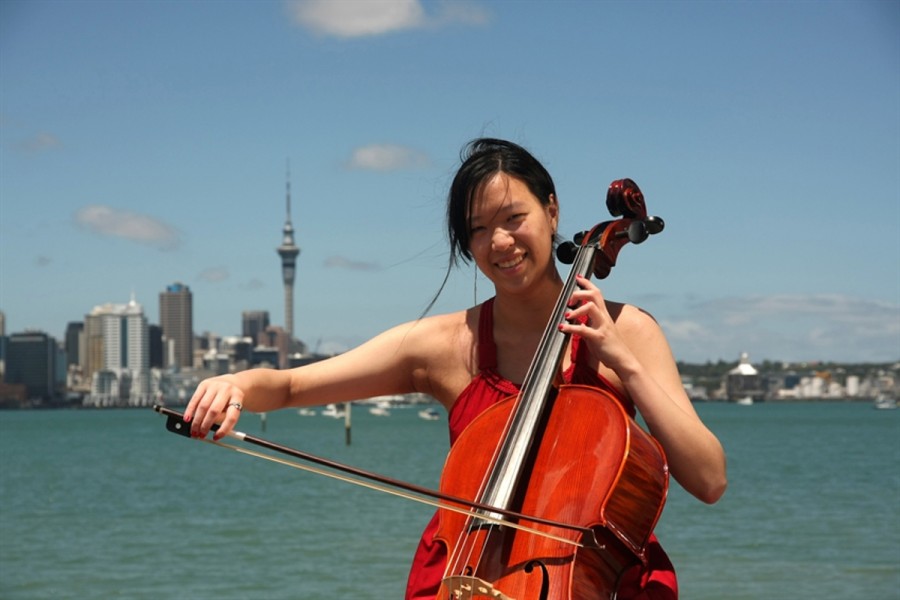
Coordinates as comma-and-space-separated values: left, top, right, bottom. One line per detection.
203, 438, 583, 548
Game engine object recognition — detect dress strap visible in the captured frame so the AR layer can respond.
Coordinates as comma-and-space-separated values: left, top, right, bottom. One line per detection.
477, 298, 497, 371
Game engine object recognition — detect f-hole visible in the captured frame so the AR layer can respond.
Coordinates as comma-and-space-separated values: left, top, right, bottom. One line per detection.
524, 560, 550, 600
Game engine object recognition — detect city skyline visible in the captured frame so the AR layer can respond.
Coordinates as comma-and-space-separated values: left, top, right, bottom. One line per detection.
1, 1, 898, 364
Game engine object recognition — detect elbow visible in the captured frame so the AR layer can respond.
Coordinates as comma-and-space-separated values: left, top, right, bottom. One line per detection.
697, 474, 727, 504
696, 441, 728, 504
677, 462, 727, 504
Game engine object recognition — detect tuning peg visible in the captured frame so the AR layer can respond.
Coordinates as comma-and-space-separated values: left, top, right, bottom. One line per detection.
645, 216, 665, 235
556, 241, 578, 264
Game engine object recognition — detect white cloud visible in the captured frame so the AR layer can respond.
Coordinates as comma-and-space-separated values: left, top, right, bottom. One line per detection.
661, 293, 900, 363
73, 204, 181, 250
240, 278, 266, 291
324, 256, 382, 271
286, 0, 488, 38
346, 143, 429, 171
198, 267, 229, 283
17, 132, 61, 153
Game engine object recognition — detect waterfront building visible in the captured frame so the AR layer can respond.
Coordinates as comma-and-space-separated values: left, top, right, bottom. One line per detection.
159, 282, 194, 370
64, 321, 83, 368
277, 167, 301, 339
0, 310, 6, 382
242, 310, 270, 345
4, 331, 60, 403
84, 297, 153, 407
725, 352, 765, 402
251, 345, 280, 368
259, 324, 290, 368
148, 324, 164, 369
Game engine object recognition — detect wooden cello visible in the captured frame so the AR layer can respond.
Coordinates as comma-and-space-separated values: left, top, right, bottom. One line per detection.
435, 179, 668, 600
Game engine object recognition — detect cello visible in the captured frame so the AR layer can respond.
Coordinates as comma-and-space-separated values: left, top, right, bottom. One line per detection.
434, 178, 668, 600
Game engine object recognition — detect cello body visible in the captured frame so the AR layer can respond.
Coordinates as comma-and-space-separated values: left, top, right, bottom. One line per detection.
435, 385, 668, 599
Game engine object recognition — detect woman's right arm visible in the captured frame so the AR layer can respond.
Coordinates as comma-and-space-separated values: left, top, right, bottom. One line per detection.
184, 314, 452, 440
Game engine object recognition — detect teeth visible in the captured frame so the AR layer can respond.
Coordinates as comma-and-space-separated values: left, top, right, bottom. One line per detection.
498, 256, 523, 269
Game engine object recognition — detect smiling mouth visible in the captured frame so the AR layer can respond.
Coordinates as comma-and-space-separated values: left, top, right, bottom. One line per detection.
496, 255, 525, 269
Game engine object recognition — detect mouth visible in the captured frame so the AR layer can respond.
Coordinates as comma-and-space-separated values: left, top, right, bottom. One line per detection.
496, 254, 525, 270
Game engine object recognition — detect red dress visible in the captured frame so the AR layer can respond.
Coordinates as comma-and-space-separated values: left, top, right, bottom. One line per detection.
405, 298, 678, 599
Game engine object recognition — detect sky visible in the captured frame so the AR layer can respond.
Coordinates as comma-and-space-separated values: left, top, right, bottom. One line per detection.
1, 0, 898, 364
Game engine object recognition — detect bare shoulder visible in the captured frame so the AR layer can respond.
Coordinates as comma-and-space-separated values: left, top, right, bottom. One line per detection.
606, 300, 662, 337
406, 308, 479, 404
606, 299, 683, 386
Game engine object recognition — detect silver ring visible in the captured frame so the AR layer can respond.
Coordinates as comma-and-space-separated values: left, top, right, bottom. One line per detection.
228, 401, 243, 412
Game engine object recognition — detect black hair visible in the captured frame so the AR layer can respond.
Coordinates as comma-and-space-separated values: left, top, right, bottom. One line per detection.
447, 138, 557, 264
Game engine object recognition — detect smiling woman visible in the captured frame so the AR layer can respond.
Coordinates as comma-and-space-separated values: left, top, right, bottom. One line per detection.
182, 138, 726, 599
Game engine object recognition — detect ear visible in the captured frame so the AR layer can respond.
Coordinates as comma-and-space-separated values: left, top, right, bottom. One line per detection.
547, 194, 559, 232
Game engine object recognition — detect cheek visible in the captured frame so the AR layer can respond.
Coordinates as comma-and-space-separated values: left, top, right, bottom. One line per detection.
467, 235, 489, 261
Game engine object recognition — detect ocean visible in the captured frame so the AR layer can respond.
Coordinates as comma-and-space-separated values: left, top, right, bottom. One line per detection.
1, 402, 897, 599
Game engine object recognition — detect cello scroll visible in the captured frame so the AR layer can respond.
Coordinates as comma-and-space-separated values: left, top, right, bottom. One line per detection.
557, 178, 664, 279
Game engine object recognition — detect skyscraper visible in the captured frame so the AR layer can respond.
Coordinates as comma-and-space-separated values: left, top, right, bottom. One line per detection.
242, 310, 270, 345
84, 296, 151, 406
277, 167, 301, 339
6, 331, 59, 402
159, 282, 193, 370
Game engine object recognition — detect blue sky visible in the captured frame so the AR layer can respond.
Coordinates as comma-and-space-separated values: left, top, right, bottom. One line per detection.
1, 0, 898, 364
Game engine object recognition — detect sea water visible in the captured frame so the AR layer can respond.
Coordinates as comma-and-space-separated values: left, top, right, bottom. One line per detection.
0, 402, 897, 599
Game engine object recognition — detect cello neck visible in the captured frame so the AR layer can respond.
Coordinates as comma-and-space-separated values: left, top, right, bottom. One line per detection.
474, 237, 600, 521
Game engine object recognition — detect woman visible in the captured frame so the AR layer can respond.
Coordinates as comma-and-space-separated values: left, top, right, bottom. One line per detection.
185, 138, 727, 599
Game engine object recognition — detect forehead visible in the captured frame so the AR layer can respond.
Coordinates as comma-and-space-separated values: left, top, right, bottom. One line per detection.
468, 174, 538, 220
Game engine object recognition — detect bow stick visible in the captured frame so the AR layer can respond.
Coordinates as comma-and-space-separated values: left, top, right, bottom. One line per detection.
153, 405, 601, 549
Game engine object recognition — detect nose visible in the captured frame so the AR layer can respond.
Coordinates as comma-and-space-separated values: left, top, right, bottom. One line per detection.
491, 227, 514, 251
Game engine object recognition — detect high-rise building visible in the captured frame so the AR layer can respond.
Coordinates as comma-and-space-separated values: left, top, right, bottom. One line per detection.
159, 282, 193, 370
242, 310, 270, 345
64, 321, 83, 367
84, 297, 151, 406
277, 167, 301, 339
148, 324, 164, 369
5, 331, 59, 402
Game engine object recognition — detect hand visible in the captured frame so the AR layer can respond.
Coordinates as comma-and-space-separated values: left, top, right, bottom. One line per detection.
558, 275, 634, 372
184, 375, 246, 441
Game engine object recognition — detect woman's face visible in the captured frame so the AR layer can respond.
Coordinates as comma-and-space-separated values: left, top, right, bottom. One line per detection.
467, 173, 559, 295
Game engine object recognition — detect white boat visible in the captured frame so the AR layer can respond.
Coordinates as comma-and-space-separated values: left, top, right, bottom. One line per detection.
874, 394, 897, 410
369, 406, 391, 417
736, 396, 754, 406
418, 408, 441, 421
321, 403, 345, 418
296, 407, 316, 416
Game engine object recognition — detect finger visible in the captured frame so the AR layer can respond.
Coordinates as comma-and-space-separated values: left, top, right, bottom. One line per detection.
197, 388, 230, 438
188, 386, 216, 437
575, 274, 606, 301
214, 402, 243, 441
183, 382, 208, 422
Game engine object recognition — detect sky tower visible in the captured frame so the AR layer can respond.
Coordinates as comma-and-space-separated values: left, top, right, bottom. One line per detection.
277, 165, 300, 339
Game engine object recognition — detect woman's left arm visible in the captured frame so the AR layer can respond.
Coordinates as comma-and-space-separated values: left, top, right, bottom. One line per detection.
564, 276, 727, 504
